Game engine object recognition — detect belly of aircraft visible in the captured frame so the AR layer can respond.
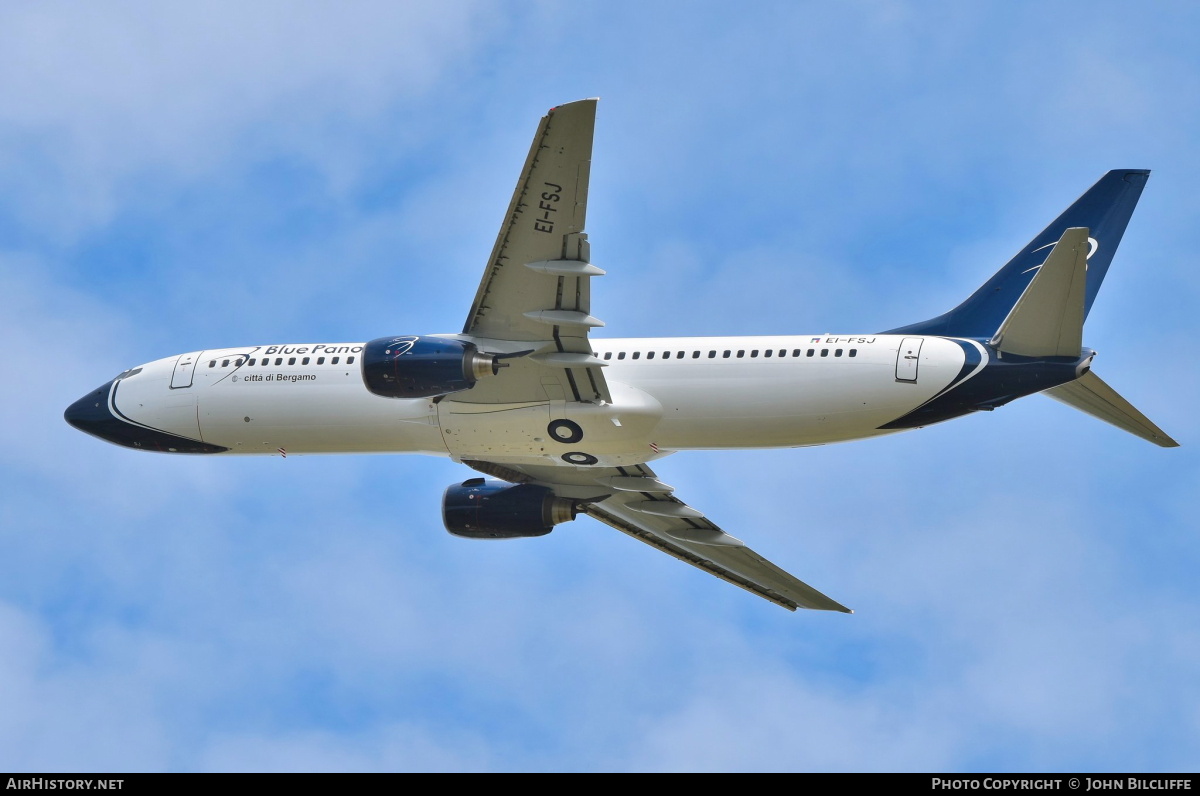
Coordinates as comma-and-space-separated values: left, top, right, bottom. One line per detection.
162, 336, 968, 460
436, 380, 664, 467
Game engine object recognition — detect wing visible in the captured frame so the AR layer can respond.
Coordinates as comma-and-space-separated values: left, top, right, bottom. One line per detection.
462, 99, 609, 404
463, 459, 852, 613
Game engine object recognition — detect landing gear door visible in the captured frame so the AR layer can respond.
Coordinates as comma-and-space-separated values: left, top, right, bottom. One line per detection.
542, 377, 567, 421
895, 338, 923, 382
171, 351, 203, 389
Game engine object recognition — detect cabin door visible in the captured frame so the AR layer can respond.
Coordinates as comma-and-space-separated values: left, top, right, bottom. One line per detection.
895, 338, 923, 382
170, 351, 203, 389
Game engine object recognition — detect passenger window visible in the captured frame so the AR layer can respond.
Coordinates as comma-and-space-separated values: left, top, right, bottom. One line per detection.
708, 351, 716, 358
222, 359, 229, 367
236, 358, 245, 366
317, 357, 325, 364
603, 352, 612, 360
750, 350, 759, 357
737, 350, 745, 358
835, 349, 843, 357
764, 350, 772, 357
723, 350, 730, 358
632, 352, 640, 360
647, 352, 655, 359
347, 356, 355, 364
208, 361, 215, 368
288, 357, 296, 365
849, 349, 857, 357
792, 349, 801, 357
332, 357, 339, 364
302, 357, 310, 365
617, 352, 626, 360
821, 349, 829, 357
806, 349, 815, 357
246, 359, 254, 366
692, 351, 700, 358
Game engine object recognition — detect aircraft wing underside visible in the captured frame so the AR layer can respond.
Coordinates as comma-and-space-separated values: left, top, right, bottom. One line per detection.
460, 99, 609, 405
463, 459, 851, 612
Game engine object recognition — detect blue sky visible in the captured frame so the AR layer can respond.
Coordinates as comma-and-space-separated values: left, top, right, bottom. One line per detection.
2, 1, 1198, 772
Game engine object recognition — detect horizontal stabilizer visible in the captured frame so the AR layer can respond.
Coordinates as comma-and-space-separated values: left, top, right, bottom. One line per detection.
1044, 371, 1179, 447
991, 227, 1088, 357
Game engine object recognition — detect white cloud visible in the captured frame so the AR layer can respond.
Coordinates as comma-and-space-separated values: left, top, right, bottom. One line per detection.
200, 724, 497, 773
0, 1, 494, 239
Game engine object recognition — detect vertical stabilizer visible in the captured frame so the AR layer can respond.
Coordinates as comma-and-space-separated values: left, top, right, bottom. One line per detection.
888, 170, 1149, 338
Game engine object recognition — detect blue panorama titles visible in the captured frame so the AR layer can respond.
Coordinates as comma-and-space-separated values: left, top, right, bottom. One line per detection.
261, 345, 363, 356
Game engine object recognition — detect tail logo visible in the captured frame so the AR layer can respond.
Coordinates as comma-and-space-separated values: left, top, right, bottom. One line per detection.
1023, 236, 1098, 275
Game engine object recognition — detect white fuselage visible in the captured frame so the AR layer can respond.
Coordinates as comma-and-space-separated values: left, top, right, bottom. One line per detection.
109, 334, 979, 467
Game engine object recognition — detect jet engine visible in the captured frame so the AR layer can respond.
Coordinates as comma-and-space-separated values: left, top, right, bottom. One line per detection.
442, 478, 579, 539
362, 336, 500, 399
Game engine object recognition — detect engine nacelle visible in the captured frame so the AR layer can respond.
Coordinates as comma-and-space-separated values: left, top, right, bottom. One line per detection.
442, 478, 578, 539
362, 336, 499, 399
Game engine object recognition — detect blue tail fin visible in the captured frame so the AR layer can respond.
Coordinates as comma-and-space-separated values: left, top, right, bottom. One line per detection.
886, 170, 1149, 338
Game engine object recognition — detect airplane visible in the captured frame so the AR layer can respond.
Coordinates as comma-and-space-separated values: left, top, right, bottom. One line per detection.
64, 98, 1178, 613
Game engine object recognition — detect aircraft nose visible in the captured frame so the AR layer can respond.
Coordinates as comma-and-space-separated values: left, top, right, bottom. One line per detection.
64, 373, 228, 453
64, 380, 117, 439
